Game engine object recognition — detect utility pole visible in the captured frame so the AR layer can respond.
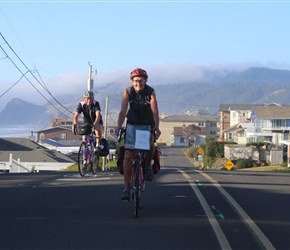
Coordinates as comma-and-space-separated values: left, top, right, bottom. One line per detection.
87, 62, 109, 171
104, 96, 109, 139
102, 95, 109, 171
87, 62, 95, 91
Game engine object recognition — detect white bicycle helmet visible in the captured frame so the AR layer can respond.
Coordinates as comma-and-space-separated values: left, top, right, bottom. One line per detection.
83, 91, 94, 98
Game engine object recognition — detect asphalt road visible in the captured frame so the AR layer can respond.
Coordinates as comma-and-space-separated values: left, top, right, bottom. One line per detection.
1, 147, 290, 250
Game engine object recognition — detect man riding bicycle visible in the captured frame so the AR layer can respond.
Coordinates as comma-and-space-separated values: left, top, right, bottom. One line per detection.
116, 68, 161, 201
72, 90, 104, 149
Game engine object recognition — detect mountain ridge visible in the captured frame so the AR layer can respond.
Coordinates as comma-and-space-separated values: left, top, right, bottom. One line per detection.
1, 67, 290, 125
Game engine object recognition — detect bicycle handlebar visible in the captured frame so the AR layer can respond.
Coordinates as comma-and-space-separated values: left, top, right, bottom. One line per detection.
117, 128, 124, 142
117, 127, 157, 143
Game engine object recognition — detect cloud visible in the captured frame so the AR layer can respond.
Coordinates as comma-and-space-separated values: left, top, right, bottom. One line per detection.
1, 61, 290, 112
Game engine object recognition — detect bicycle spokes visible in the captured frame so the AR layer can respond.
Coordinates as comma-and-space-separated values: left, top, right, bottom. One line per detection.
91, 152, 99, 175
78, 142, 87, 177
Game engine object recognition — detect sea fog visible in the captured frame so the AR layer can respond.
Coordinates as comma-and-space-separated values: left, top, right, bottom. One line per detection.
0, 125, 48, 139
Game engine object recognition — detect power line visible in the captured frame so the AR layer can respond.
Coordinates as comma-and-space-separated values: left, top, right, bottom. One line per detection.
0, 70, 29, 98
0, 32, 73, 118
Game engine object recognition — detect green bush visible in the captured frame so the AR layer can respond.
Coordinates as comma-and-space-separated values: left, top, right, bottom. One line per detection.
236, 159, 254, 169
281, 161, 288, 167
186, 146, 198, 158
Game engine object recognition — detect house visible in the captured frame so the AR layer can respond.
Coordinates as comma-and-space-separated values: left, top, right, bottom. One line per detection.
37, 126, 80, 142
0, 138, 75, 173
249, 105, 290, 143
171, 127, 206, 147
219, 104, 262, 141
159, 115, 219, 146
36, 121, 118, 161
221, 104, 290, 166
49, 117, 73, 127
223, 104, 290, 145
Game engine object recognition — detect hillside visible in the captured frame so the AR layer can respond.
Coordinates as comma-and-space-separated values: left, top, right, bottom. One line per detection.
1, 67, 290, 125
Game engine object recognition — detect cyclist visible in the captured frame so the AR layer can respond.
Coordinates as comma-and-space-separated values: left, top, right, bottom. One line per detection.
116, 67, 161, 201
72, 90, 104, 149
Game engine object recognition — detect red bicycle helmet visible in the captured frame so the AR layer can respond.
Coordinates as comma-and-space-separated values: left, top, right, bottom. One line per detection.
130, 68, 148, 80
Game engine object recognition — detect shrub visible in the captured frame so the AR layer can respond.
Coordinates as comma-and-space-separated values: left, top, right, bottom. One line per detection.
281, 161, 288, 167
186, 146, 198, 159
236, 159, 254, 169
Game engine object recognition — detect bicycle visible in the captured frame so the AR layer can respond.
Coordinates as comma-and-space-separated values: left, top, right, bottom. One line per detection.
118, 124, 155, 218
77, 124, 100, 177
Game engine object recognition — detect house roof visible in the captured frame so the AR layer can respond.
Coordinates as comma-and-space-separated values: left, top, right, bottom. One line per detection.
253, 106, 290, 119
40, 138, 81, 147
37, 126, 71, 133
160, 115, 218, 123
237, 122, 254, 129
172, 126, 201, 136
0, 138, 75, 163
219, 104, 262, 112
223, 123, 240, 133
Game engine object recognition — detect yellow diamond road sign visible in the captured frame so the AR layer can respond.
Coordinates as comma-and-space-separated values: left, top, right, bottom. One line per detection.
197, 148, 203, 154
224, 160, 234, 170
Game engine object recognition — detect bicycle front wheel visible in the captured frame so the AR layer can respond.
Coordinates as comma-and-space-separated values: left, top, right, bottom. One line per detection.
133, 160, 140, 218
91, 151, 99, 175
78, 142, 87, 177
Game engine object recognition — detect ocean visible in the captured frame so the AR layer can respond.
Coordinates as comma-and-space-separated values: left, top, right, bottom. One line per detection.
0, 125, 48, 138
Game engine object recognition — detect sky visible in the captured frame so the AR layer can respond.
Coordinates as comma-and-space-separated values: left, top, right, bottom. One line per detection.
1, 0, 290, 113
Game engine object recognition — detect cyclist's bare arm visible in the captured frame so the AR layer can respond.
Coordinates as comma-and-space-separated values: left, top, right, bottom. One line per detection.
116, 89, 129, 135
150, 91, 161, 139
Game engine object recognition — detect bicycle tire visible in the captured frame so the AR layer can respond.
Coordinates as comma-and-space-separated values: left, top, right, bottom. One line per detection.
78, 141, 87, 177
133, 160, 140, 218
91, 151, 99, 175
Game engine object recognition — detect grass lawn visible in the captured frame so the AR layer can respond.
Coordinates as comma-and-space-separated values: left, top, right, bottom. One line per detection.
60, 159, 118, 172
238, 165, 290, 172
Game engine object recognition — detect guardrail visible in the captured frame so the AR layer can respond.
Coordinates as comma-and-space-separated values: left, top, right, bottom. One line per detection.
0, 154, 30, 173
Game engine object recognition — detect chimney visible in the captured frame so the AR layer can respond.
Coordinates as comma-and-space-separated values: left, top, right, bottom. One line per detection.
29, 131, 35, 142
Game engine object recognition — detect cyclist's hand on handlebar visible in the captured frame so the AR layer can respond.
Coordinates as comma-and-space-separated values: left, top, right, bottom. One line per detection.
154, 128, 161, 140
116, 127, 124, 142
72, 124, 77, 135
115, 127, 122, 136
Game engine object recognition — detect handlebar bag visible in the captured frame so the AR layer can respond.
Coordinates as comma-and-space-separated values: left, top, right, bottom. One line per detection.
125, 124, 151, 151
77, 123, 92, 135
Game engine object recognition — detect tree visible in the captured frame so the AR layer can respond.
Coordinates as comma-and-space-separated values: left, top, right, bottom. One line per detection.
246, 142, 269, 162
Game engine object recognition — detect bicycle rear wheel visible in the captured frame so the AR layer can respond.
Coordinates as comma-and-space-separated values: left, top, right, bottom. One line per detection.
133, 160, 140, 218
78, 142, 87, 177
91, 151, 99, 175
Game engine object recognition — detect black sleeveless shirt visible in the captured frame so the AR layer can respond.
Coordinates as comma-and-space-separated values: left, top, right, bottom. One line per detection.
76, 100, 103, 125
126, 85, 155, 127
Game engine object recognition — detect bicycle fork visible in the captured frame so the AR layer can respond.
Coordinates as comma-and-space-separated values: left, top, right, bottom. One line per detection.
130, 160, 145, 201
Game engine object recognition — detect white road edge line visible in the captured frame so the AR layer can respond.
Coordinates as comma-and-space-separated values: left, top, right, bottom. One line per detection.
196, 170, 276, 250
178, 169, 232, 250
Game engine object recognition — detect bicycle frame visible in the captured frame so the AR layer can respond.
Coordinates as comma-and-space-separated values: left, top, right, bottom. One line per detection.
130, 150, 146, 218
77, 126, 99, 177
118, 127, 150, 218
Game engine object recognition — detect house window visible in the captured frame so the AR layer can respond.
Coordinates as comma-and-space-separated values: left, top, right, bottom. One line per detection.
210, 122, 216, 127
273, 119, 286, 128
210, 131, 216, 135
180, 137, 185, 143
228, 133, 233, 140
40, 133, 45, 140
109, 128, 115, 134
198, 122, 204, 126
60, 133, 67, 139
